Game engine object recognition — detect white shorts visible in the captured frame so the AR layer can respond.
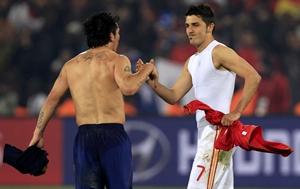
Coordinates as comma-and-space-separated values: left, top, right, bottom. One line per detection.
187, 119, 235, 189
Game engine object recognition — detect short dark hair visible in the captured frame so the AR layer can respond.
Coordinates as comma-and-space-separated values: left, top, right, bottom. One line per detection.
83, 12, 119, 48
185, 4, 215, 26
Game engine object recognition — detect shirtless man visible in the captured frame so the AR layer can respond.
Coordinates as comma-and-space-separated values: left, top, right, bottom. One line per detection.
28, 12, 153, 189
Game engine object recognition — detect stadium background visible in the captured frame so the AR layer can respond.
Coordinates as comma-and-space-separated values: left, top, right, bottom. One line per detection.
0, 0, 300, 188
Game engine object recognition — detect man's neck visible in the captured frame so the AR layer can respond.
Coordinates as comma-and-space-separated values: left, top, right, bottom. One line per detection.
197, 36, 214, 53
93, 44, 114, 51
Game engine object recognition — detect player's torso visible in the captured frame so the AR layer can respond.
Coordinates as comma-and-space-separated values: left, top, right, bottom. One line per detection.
187, 40, 236, 121
66, 49, 125, 125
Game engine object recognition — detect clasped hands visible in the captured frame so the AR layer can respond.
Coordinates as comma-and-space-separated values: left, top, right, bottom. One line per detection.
136, 59, 158, 82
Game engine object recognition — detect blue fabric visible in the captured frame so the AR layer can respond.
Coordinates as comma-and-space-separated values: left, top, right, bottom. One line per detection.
73, 123, 133, 189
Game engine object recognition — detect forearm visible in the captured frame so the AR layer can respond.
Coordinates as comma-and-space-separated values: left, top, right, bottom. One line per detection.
147, 80, 178, 104
33, 99, 58, 136
132, 64, 153, 87
234, 74, 261, 114
124, 64, 153, 95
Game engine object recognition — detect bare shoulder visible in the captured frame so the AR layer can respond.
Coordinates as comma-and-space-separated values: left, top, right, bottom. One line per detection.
67, 50, 90, 65
78, 50, 94, 63
184, 57, 191, 65
112, 54, 130, 66
213, 45, 236, 59
62, 55, 77, 69
117, 54, 130, 62
183, 57, 191, 70
212, 45, 240, 68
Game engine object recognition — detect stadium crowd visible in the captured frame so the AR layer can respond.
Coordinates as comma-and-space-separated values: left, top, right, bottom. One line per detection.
0, 0, 299, 117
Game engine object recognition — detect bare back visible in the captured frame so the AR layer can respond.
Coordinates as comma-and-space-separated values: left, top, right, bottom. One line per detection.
65, 48, 125, 126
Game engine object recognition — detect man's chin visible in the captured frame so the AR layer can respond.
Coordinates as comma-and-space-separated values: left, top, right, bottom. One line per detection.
189, 41, 197, 46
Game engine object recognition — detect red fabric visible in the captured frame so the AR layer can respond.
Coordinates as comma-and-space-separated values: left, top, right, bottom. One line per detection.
184, 100, 293, 157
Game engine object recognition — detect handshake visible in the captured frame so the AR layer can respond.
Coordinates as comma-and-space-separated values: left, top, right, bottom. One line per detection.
135, 59, 158, 82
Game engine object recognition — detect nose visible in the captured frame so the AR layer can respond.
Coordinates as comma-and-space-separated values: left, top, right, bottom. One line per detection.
187, 26, 195, 34
186, 27, 193, 35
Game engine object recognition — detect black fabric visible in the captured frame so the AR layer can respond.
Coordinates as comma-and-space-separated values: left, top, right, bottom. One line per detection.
3, 144, 49, 176
3, 144, 23, 169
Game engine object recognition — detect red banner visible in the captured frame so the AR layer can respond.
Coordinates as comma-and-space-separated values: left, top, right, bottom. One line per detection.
0, 118, 63, 184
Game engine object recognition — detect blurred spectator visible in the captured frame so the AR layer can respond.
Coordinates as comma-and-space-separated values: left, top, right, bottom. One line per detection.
132, 0, 157, 60
8, 1, 43, 31
251, 3, 276, 51
0, 0, 299, 117
0, 18, 14, 73
0, 75, 18, 116
0, 0, 10, 17
231, 88, 258, 116
26, 79, 47, 116
282, 29, 300, 106
255, 57, 291, 116
51, 48, 73, 76
236, 30, 263, 73
294, 102, 300, 116
169, 34, 196, 64
275, 0, 300, 18
56, 97, 75, 117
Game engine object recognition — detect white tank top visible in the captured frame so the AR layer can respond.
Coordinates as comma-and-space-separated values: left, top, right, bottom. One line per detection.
188, 40, 236, 122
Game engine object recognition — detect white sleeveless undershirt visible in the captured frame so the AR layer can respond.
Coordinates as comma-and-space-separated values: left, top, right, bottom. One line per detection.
188, 40, 236, 122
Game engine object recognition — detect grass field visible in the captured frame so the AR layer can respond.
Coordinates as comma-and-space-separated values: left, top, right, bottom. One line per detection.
0, 186, 293, 189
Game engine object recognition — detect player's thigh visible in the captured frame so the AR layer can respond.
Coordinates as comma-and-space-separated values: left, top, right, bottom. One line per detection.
102, 138, 133, 189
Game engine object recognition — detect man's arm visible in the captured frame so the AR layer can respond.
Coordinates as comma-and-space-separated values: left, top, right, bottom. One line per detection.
114, 56, 153, 95
213, 45, 261, 125
29, 65, 69, 147
145, 59, 193, 105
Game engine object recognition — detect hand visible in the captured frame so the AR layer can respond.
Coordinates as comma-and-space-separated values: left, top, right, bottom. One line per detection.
221, 111, 241, 126
136, 58, 158, 83
135, 59, 144, 72
29, 131, 44, 148
147, 59, 158, 81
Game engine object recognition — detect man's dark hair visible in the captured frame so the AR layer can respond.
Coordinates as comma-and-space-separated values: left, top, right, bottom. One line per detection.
185, 4, 215, 26
83, 12, 119, 48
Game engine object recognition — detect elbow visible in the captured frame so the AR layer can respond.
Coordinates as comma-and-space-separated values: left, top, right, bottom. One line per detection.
45, 95, 60, 106
247, 72, 261, 87
121, 85, 139, 96
254, 73, 262, 86
164, 89, 180, 105
166, 96, 180, 105
168, 99, 178, 105
123, 90, 136, 96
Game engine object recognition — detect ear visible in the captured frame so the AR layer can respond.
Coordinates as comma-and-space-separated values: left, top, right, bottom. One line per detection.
207, 23, 215, 33
110, 32, 115, 42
